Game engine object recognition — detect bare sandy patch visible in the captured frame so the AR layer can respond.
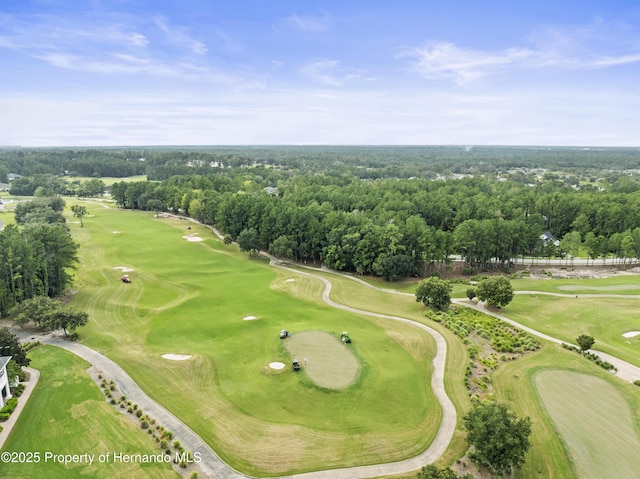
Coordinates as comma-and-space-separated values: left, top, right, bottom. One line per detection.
243, 315, 258, 321
285, 278, 295, 282
113, 266, 134, 272
182, 234, 204, 242
269, 362, 285, 370
112, 231, 121, 234
622, 331, 640, 338
161, 354, 192, 361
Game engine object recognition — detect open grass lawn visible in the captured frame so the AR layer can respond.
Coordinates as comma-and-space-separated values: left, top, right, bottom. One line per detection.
511, 274, 640, 294
535, 370, 640, 479
68, 175, 148, 186
493, 344, 640, 479
66, 204, 440, 475
0, 346, 178, 479
505, 295, 640, 367
286, 266, 473, 464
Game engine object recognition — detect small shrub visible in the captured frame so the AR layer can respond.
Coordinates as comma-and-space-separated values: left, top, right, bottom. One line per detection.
110, 398, 117, 405
127, 406, 133, 413
173, 440, 181, 448
135, 409, 143, 418
119, 402, 126, 409
190, 472, 199, 479
0, 412, 10, 421
634, 380, 640, 387
141, 420, 149, 429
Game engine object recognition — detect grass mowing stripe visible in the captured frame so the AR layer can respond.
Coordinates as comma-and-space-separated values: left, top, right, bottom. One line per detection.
65, 205, 439, 475
534, 370, 640, 479
0, 346, 178, 479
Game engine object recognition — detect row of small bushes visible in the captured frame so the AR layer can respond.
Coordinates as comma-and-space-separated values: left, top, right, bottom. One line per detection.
561, 343, 617, 371
98, 374, 197, 471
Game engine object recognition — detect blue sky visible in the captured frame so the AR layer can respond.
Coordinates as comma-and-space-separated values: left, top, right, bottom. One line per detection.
1, 0, 640, 146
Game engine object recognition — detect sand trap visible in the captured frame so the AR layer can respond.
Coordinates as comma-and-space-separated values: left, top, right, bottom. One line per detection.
161, 354, 192, 361
622, 331, 640, 338
285, 278, 295, 282
269, 362, 285, 370
182, 234, 204, 242
112, 231, 121, 234
243, 315, 258, 321
113, 266, 134, 272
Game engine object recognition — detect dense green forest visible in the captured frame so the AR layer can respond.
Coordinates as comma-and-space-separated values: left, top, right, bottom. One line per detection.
3, 146, 640, 281
0, 197, 78, 316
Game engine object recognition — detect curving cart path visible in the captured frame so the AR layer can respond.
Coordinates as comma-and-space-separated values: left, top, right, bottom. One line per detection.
17, 247, 457, 479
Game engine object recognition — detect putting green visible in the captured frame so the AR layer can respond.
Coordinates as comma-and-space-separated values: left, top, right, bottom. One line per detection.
68, 206, 439, 475
557, 284, 640, 291
534, 370, 640, 479
285, 331, 360, 389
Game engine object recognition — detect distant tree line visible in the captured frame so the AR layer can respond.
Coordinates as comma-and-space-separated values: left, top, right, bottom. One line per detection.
108, 171, 640, 278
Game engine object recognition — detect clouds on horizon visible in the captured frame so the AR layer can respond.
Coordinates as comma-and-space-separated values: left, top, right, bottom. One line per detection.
1, 3, 639, 146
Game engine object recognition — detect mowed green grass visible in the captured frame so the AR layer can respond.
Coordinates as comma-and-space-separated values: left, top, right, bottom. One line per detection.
67, 204, 439, 475
492, 344, 640, 479
285, 331, 360, 389
0, 346, 178, 479
505, 295, 640, 367
512, 274, 640, 294
535, 370, 640, 479
69, 175, 148, 186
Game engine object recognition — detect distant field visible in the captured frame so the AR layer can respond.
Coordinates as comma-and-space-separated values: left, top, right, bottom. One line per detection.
534, 370, 640, 479
0, 346, 178, 479
65, 203, 440, 475
505, 295, 640, 367
68, 175, 148, 186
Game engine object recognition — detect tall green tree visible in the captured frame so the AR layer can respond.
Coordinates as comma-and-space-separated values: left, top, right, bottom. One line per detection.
464, 401, 532, 476
576, 334, 595, 352
237, 227, 261, 255
0, 327, 30, 367
415, 277, 452, 311
476, 276, 514, 307
70, 204, 87, 227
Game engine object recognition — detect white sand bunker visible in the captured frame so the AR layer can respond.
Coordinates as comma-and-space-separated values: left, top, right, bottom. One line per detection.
285, 278, 295, 282
269, 362, 285, 370
162, 354, 192, 361
112, 231, 121, 234
114, 266, 134, 272
243, 315, 258, 321
622, 331, 640, 338
182, 234, 204, 242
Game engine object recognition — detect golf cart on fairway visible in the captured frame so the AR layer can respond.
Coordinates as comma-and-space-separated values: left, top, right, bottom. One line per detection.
292, 359, 300, 371
340, 332, 351, 344
280, 329, 290, 339
120, 274, 131, 283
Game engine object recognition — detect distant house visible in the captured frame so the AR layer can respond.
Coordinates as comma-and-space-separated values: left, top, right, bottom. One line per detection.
7, 173, 21, 182
0, 356, 13, 408
0, 183, 9, 192
540, 231, 560, 247
264, 186, 278, 195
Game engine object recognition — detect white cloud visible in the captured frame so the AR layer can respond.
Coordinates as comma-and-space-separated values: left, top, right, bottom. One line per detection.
301, 59, 361, 86
401, 42, 534, 84
154, 17, 207, 54
280, 12, 330, 32
403, 17, 640, 85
